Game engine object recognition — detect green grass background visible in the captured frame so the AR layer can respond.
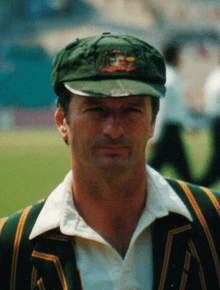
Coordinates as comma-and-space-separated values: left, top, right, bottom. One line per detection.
0, 129, 70, 217
1, 128, 220, 217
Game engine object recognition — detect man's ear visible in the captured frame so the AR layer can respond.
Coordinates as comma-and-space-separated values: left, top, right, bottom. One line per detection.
54, 108, 68, 141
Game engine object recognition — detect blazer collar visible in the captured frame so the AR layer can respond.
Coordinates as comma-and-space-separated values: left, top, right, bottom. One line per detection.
30, 228, 82, 290
30, 215, 197, 290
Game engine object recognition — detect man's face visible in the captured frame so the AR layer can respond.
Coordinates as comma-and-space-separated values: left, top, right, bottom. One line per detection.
56, 95, 156, 176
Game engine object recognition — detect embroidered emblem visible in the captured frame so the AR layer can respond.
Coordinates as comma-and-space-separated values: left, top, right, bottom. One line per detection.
100, 49, 136, 73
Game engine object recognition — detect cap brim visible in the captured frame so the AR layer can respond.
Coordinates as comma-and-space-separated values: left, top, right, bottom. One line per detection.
64, 79, 165, 98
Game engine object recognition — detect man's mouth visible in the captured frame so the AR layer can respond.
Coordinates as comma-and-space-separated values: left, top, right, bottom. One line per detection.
97, 145, 129, 150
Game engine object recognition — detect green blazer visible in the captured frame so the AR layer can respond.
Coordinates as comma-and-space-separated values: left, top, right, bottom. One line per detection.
0, 179, 220, 290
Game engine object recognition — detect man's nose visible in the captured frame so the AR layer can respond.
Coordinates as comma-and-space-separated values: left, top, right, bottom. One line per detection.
102, 115, 124, 139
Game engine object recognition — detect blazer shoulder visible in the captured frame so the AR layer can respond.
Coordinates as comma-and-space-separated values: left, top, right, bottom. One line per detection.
0, 199, 46, 242
166, 178, 220, 201
166, 178, 220, 222
0, 200, 46, 289
166, 179, 220, 289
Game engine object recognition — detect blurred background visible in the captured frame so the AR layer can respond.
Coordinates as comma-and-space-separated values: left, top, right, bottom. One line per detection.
1, 0, 220, 216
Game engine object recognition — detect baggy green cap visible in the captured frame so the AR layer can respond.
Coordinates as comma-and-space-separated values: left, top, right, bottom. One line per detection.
51, 32, 166, 98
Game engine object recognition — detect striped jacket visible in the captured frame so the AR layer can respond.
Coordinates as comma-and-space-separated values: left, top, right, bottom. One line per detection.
0, 179, 220, 290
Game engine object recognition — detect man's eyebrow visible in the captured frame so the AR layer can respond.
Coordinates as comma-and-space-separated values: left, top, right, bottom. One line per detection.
126, 99, 146, 107
82, 97, 102, 106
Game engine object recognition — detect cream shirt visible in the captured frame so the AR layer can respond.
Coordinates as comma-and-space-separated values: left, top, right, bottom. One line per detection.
152, 66, 192, 142
204, 68, 220, 118
30, 166, 192, 290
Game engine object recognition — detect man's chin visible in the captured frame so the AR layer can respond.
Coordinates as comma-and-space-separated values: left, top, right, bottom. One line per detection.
93, 156, 131, 174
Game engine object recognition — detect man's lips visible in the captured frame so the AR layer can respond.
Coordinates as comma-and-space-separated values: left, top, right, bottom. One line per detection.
96, 145, 129, 150
95, 145, 131, 155
97, 145, 129, 149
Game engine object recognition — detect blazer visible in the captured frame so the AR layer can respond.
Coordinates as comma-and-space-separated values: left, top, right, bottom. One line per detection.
0, 178, 220, 290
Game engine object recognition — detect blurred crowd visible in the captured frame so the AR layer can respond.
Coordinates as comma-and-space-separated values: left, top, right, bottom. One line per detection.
148, 33, 220, 188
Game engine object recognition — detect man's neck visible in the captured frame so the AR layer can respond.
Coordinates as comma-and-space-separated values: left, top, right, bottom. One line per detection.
71, 163, 147, 256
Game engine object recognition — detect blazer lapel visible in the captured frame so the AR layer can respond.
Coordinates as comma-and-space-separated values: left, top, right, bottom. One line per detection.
30, 228, 82, 290
29, 216, 200, 290
152, 213, 200, 290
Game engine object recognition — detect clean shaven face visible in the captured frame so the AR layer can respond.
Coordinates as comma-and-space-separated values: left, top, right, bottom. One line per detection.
60, 95, 156, 176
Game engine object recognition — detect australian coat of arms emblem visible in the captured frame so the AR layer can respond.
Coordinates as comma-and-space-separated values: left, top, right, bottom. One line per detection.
100, 49, 136, 73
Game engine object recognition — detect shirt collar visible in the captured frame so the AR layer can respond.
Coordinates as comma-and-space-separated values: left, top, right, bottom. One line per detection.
29, 167, 192, 240
146, 165, 192, 220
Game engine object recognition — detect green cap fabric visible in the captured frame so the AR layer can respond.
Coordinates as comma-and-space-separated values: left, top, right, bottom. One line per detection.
51, 33, 166, 98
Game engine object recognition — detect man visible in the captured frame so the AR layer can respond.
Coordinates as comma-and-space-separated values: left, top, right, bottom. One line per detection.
0, 33, 220, 290
149, 42, 193, 182
199, 63, 220, 187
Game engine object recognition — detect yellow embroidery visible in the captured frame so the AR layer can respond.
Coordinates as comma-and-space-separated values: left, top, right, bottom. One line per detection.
178, 180, 220, 287
10, 206, 32, 290
32, 251, 68, 290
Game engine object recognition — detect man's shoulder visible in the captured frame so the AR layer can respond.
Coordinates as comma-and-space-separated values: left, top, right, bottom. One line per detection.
164, 179, 220, 288
0, 199, 46, 241
0, 200, 47, 288
166, 178, 220, 221
166, 178, 220, 199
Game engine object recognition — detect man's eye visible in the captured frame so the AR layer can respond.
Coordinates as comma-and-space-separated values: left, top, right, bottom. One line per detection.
126, 107, 141, 113
87, 107, 103, 112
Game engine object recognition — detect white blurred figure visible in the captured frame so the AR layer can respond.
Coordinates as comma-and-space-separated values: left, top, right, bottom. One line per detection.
200, 64, 220, 186
153, 65, 190, 142
0, 109, 14, 130
149, 43, 193, 182
204, 67, 220, 119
